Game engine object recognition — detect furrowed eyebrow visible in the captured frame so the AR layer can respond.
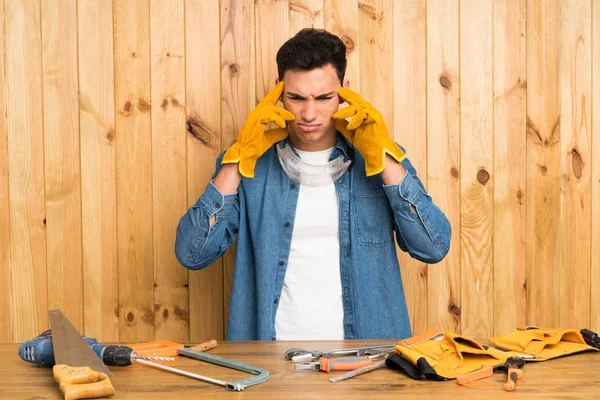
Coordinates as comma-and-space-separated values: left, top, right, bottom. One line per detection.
286, 91, 336, 100
315, 91, 336, 99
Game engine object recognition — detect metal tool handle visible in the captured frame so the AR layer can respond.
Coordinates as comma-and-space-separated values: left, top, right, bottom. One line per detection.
325, 345, 396, 357
285, 344, 396, 362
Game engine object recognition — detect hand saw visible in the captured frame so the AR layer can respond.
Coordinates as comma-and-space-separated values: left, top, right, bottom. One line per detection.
49, 309, 115, 399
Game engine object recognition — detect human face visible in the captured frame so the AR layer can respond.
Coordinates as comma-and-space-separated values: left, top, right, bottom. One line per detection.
279, 64, 348, 151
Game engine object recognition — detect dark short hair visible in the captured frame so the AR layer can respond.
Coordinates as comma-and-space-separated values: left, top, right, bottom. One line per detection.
276, 28, 347, 84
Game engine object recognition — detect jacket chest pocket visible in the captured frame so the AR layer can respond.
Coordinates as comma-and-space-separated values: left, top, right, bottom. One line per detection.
352, 191, 394, 247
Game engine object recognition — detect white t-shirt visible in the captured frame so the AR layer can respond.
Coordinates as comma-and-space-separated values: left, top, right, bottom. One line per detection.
274, 147, 344, 340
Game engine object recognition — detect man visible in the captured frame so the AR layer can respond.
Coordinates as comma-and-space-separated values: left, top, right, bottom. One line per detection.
175, 29, 451, 341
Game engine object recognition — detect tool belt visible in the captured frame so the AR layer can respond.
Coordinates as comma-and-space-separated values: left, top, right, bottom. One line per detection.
386, 329, 518, 380
490, 326, 599, 360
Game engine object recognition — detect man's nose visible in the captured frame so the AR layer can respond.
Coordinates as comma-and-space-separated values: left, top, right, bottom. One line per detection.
302, 99, 317, 121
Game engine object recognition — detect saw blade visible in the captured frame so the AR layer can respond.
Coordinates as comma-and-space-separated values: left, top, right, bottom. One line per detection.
48, 309, 112, 376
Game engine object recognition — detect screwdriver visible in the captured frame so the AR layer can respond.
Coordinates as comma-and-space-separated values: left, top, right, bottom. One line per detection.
294, 356, 375, 372
329, 359, 387, 382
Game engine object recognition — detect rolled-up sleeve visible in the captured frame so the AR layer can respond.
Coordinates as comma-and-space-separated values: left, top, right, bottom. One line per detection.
383, 158, 451, 264
175, 179, 240, 270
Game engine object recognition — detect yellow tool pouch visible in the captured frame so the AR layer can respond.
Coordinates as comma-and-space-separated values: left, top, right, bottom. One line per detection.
490, 327, 599, 360
387, 329, 517, 380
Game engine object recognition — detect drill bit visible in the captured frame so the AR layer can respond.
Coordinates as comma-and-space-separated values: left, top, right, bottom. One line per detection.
101, 345, 175, 366
133, 355, 174, 362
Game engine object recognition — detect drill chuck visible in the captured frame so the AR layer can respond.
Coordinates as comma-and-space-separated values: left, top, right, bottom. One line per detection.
101, 345, 136, 366
100, 346, 173, 366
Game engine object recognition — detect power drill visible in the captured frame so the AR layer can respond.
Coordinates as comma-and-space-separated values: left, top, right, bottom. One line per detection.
18, 329, 171, 366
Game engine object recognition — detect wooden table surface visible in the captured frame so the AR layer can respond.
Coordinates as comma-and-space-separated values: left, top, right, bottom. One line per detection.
2, 340, 599, 399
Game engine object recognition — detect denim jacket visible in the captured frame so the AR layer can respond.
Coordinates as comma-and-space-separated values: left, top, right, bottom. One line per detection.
175, 134, 451, 340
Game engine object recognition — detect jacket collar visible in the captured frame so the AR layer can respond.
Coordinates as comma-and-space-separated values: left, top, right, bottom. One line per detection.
277, 132, 354, 163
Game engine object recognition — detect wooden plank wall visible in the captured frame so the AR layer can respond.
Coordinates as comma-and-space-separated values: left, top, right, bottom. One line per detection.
0, 0, 598, 343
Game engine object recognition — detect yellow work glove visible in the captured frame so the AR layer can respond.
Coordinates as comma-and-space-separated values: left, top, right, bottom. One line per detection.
332, 87, 405, 176
222, 81, 295, 178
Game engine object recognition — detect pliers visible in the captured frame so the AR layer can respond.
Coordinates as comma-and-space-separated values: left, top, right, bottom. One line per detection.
294, 357, 376, 373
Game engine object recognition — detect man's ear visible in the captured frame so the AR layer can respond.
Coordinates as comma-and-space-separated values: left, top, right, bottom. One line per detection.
338, 79, 351, 104
275, 78, 280, 85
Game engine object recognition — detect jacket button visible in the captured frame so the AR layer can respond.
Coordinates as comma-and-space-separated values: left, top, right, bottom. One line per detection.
215, 202, 221, 208
290, 183, 296, 189
278, 260, 284, 266
284, 221, 290, 227
274, 298, 279, 304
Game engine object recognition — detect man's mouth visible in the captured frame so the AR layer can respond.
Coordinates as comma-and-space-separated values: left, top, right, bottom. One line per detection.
297, 123, 320, 133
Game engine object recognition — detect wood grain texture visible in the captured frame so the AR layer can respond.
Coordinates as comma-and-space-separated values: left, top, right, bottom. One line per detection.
526, 0, 560, 329
220, 0, 254, 335
41, 0, 83, 333
78, 0, 119, 341
324, 0, 360, 89
426, 0, 461, 333
0, 0, 13, 343
255, 0, 288, 97
290, 0, 324, 35
459, 0, 494, 338
2, 0, 600, 343
592, 0, 600, 333
2, 341, 600, 399
492, 0, 526, 335
393, 0, 428, 335
114, 0, 154, 342
558, 0, 591, 329
358, 0, 393, 133
150, 0, 189, 341
5, 0, 48, 341
185, 0, 223, 342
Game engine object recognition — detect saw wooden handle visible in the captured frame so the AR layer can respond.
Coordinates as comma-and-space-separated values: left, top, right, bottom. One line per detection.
61, 378, 115, 400
189, 339, 217, 352
53, 364, 115, 399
